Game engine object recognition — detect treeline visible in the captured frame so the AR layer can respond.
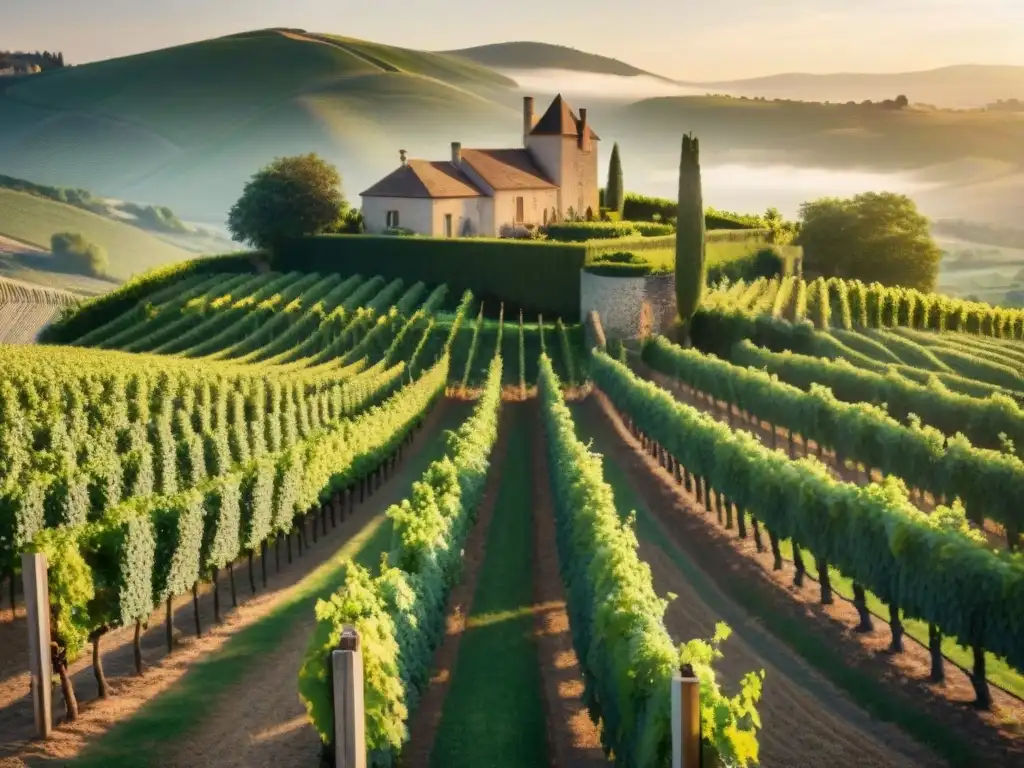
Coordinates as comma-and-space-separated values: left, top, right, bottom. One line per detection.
0, 173, 189, 235
932, 219, 1024, 251
0, 50, 66, 70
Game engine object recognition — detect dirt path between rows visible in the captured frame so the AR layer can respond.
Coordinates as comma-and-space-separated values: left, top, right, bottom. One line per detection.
529, 404, 607, 768
0, 401, 451, 766
399, 405, 513, 768
635, 358, 1008, 548
585, 387, 1024, 766
635, 359, 1024, 712
579, 393, 947, 768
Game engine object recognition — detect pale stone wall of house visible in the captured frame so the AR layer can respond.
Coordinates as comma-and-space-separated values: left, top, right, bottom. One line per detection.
525, 135, 599, 220
429, 197, 493, 237
493, 188, 559, 232
360, 197, 436, 235
580, 271, 677, 342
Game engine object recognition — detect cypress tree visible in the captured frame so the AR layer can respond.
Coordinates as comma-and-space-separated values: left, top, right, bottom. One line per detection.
606, 142, 624, 216
674, 132, 706, 335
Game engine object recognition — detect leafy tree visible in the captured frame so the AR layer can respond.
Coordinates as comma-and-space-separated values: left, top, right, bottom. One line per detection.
228, 154, 349, 250
605, 142, 624, 216
675, 133, 706, 331
50, 232, 108, 277
797, 192, 940, 291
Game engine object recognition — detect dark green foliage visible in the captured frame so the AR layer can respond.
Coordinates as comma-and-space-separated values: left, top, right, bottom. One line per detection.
43, 470, 90, 528
0, 477, 47, 579
240, 460, 276, 552
228, 154, 350, 250
583, 250, 668, 277
707, 247, 783, 284
545, 221, 637, 242
797, 192, 941, 291
84, 501, 157, 628
50, 232, 109, 278
606, 142, 624, 216
623, 192, 677, 223
675, 133, 706, 327
633, 222, 674, 237
275, 235, 587, 320
151, 490, 206, 604
201, 473, 242, 574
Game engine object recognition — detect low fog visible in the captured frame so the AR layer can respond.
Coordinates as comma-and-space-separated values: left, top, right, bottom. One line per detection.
498, 68, 724, 103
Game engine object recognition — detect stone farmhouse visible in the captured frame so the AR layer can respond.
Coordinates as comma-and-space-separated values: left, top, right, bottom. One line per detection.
359, 94, 600, 238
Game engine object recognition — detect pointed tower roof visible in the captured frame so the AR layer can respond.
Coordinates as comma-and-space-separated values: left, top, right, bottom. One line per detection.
529, 94, 600, 140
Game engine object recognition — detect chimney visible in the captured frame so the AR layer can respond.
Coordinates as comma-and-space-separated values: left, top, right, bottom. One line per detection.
523, 96, 534, 145
451, 141, 462, 165
578, 108, 589, 151
399, 149, 407, 166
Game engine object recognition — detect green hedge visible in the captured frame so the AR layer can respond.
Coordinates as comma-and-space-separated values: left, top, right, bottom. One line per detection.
707, 247, 783, 284
587, 234, 675, 257
546, 221, 638, 242
634, 221, 674, 237
40, 252, 255, 343
583, 251, 671, 277
277, 234, 586, 320
623, 193, 767, 230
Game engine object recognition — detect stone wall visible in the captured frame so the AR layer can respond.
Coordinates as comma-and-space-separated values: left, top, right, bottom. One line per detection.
580, 271, 677, 343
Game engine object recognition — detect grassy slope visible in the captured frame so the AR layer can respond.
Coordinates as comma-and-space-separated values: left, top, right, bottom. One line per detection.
0, 29, 518, 220
71, 402, 469, 768
430, 406, 548, 768
0, 188, 190, 280
444, 40, 669, 79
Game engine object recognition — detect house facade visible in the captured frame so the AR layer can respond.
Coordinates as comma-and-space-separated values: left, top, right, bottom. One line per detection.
359, 94, 600, 237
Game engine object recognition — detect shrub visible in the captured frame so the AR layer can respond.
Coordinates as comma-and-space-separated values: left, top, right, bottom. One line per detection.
707, 246, 784, 284
280, 234, 586, 319
50, 232, 109, 277
545, 221, 637, 242
634, 221, 674, 237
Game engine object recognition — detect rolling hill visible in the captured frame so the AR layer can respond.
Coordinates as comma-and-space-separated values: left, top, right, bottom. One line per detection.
444, 41, 673, 80
699, 65, 1024, 109
0, 187, 191, 282
0, 28, 521, 223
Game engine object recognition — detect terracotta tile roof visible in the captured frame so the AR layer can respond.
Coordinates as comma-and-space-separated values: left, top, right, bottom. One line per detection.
529, 94, 600, 140
360, 160, 483, 198
460, 148, 556, 191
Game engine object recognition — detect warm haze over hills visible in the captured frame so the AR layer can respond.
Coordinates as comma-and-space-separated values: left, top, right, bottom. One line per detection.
1, 30, 1023, 257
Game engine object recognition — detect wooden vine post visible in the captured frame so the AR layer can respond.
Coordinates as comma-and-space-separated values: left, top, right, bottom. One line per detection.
672, 662, 701, 768
332, 625, 366, 768
22, 552, 53, 738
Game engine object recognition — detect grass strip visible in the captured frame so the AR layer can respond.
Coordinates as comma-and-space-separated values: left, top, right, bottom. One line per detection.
429, 407, 548, 768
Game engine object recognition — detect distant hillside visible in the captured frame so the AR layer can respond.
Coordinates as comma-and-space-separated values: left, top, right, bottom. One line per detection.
603, 95, 1024, 171
444, 41, 673, 81
695, 65, 1024, 109
0, 187, 191, 280
0, 29, 521, 222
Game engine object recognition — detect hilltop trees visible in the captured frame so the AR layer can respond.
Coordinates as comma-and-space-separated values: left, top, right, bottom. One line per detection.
606, 142, 624, 217
797, 192, 941, 291
675, 133, 706, 334
50, 232, 108, 277
228, 154, 352, 251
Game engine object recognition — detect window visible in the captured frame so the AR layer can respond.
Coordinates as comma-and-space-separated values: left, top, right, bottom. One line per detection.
386, 210, 400, 228
515, 196, 525, 223
444, 213, 453, 238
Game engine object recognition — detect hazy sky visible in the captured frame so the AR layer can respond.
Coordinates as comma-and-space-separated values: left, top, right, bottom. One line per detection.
4, 0, 1024, 80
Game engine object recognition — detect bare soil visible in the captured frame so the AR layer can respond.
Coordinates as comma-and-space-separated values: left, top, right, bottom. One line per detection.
399, 406, 512, 768
0, 401, 450, 766
585, 389, 1024, 766
529, 404, 606, 768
